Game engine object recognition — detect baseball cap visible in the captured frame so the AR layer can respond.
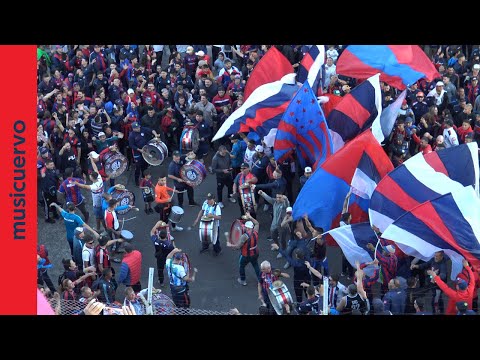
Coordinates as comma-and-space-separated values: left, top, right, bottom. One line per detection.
240, 162, 249, 169
207, 193, 215, 200
230, 134, 239, 140
39, 147, 49, 155
286, 207, 293, 213
195, 50, 205, 57
174, 252, 183, 260
405, 117, 413, 124
234, 74, 241, 79
172, 150, 180, 157
179, 68, 186, 74
472, 77, 478, 82
245, 221, 254, 229
385, 245, 395, 254
186, 46, 194, 53
474, 64, 480, 70
436, 81, 445, 87
456, 301, 468, 312
131, 122, 140, 128
89, 151, 100, 159
456, 278, 468, 290
255, 145, 264, 153
304, 166, 312, 173
127, 88, 135, 95
465, 132, 474, 140
98, 131, 106, 137
198, 60, 207, 67
74, 227, 84, 236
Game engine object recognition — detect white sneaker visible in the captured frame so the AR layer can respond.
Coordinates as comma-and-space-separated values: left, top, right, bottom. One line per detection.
228, 197, 237, 203
276, 253, 283, 259
173, 226, 184, 231
263, 204, 270, 211
218, 202, 225, 208
169, 234, 175, 240
283, 262, 291, 269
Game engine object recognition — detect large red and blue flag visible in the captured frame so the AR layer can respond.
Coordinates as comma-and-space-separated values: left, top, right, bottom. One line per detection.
336, 45, 440, 90
293, 130, 393, 232
274, 81, 333, 170
243, 46, 293, 101
382, 186, 480, 280
296, 45, 325, 96
212, 74, 298, 141
327, 73, 383, 151
369, 142, 480, 233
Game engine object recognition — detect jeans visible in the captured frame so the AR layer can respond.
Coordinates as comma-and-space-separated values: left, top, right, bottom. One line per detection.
239, 254, 261, 282
216, 176, 233, 203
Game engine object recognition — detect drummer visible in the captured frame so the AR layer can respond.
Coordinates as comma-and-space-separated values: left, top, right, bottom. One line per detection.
154, 174, 184, 232
232, 162, 258, 219
167, 150, 199, 208
128, 121, 162, 187
192, 193, 222, 256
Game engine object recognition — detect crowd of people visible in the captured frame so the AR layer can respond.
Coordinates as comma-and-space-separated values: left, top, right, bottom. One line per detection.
37, 45, 479, 315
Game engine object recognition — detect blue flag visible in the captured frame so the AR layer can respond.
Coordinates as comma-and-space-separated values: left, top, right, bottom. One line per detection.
274, 81, 333, 170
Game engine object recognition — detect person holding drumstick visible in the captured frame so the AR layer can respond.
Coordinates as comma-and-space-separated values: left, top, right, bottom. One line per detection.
193, 193, 222, 256
154, 174, 184, 231
227, 212, 261, 286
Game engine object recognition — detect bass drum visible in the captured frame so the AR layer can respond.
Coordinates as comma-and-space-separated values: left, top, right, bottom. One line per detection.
180, 127, 200, 153
180, 160, 207, 187
199, 217, 218, 245
103, 151, 128, 179
229, 217, 247, 247
268, 280, 293, 315
112, 189, 135, 215
142, 139, 168, 166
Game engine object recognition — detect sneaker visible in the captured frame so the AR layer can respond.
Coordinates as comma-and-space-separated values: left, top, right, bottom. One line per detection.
237, 278, 247, 286
218, 202, 225, 208
213, 249, 222, 257
173, 226, 184, 231
267, 237, 273, 242
144, 209, 149, 214
283, 262, 291, 270
148, 208, 154, 214
112, 258, 122, 263
276, 253, 283, 259
228, 197, 237, 203
53, 213, 60, 220
189, 202, 200, 207
200, 247, 209, 253
169, 234, 175, 241
263, 204, 270, 212
208, 166, 213, 174
45, 218, 56, 224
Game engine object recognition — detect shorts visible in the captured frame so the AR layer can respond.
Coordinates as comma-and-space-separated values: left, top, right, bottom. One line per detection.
93, 206, 103, 219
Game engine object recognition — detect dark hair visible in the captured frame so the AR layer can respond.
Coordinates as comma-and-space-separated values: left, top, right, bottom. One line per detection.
62, 258, 72, 270
90, 171, 98, 180
347, 284, 357, 295
67, 202, 76, 212
98, 235, 109, 246
293, 248, 305, 260
64, 167, 74, 177
330, 273, 340, 282
414, 297, 425, 310
102, 268, 112, 277
143, 169, 151, 177
306, 285, 316, 297
407, 277, 417, 288
108, 198, 118, 207
159, 230, 167, 238
340, 212, 351, 223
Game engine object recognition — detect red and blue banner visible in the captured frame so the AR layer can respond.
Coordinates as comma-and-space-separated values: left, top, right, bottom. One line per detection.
297, 45, 325, 96
336, 45, 440, 90
274, 81, 333, 170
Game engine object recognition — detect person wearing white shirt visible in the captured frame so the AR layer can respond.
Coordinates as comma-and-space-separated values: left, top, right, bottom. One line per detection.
443, 118, 459, 148
193, 193, 222, 256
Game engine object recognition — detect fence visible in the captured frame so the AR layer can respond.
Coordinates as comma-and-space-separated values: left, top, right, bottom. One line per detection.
48, 293, 235, 315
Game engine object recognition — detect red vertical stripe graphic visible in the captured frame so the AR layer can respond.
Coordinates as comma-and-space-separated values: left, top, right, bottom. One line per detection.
0, 46, 36, 314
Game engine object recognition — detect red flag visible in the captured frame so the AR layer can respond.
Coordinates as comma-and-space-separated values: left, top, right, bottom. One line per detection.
244, 47, 293, 100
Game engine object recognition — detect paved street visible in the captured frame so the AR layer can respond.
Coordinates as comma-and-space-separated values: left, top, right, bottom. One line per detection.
38, 153, 345, 314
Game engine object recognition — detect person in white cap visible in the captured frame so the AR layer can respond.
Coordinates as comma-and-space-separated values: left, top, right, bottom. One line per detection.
299, 167, 313, 190
426, 80, 449, 113
227, 212, 261, 286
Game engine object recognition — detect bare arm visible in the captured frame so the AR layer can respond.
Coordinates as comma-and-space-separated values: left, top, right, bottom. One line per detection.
305, 261, 322, 280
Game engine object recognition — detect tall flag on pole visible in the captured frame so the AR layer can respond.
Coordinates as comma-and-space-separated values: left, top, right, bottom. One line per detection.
243, 46, 294, 101
336, 45, 440, 90
327, 73, 383, 151
274, 81, 333, 170
212, 74, 298, 141
293, 130, 393, 232
382, 186, 480, 280
297, 45, 326, 96
369, 142, 480, 233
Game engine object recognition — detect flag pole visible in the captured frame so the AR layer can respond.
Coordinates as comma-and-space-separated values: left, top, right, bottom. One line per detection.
373, 230, 381, 261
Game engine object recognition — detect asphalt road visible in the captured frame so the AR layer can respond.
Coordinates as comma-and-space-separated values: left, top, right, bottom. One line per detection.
37, 152, 348, 315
